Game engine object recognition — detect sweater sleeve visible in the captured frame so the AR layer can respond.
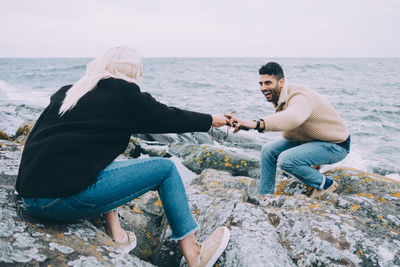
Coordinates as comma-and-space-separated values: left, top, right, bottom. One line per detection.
129, 91, 212, 134
262, 91, 313, 132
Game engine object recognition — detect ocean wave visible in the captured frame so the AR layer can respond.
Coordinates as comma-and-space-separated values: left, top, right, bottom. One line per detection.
302, 63, 345, 71
0, 80, 50, 106
22, 73, 42, 78
386, 173, 400, 182
382, 82, 400, 87
180, 81, 214, 88
22, 65, 86, 75
0, 80, 17, 100
50, 65, 86, 72
327, 147, 399, 180
360, 114, 380, 122
371, 166, 400, 179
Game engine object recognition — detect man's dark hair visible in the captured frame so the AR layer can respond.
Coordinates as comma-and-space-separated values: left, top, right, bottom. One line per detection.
259, 62, 284, 80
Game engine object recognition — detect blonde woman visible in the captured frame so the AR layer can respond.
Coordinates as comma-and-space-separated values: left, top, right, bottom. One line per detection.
16, 47, 231, 267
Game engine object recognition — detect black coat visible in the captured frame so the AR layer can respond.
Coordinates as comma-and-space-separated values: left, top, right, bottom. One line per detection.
15, 78, 212, 198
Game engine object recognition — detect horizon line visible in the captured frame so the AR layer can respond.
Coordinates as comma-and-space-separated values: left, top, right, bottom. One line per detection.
1, 56, 400, 59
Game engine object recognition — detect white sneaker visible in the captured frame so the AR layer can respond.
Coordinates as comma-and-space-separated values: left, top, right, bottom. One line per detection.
114, 231, 137, 253
310, 180, 339, 199
105, 224, 137, 253
196, 226, 230, 267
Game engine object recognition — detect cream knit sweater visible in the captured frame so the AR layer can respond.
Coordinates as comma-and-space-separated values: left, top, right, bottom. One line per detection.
262, 84, 349, 143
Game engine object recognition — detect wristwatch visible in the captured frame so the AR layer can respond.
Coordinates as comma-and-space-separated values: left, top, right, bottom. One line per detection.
254, 119, 265, 133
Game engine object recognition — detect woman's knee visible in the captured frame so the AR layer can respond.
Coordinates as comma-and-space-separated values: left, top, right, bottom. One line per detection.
156, 158, 178, 177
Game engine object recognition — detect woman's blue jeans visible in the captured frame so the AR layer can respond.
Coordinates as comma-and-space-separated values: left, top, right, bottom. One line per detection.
259, 138, 349, 194
22, 157, 198, 241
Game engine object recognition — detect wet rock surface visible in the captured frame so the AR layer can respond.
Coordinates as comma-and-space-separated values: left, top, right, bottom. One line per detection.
0, 185, 155, 266
0, 130, 10, 141
117, 191, 168, 264
124, 137, 172, 159
169, 143, 260, 178
1, 122, 400, 266
123, 136, 261, 178
0, 140, 23, 178
13, 121, 35, 140
156, 168, 400, 267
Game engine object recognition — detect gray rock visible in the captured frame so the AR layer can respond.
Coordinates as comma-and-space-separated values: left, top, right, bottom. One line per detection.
192, 132, 214, 145
0, 186, 155, 266
141, 143, 171, 158
133, 133, 180, 144
124, 137, 171, 159
208, 127, 263, 150
133, 130, 261, 149
168, 142, 198, 158
3, 121, 400, 266
117, 191, 167, 263
0, 140, 23, 177
133, 132, 214, 146
124, 137, 143, 158
155, 167, 400, 267
191, 169, 259, 196
0, 130, 9, 141
0, 173, 16, 188
169, 143, 260, 178
13, 121, 35, 142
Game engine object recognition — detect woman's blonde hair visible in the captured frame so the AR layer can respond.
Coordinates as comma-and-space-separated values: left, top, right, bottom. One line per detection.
59, 47, 143, 115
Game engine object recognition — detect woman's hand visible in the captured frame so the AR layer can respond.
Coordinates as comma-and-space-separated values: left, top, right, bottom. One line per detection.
211, 113, 232, 127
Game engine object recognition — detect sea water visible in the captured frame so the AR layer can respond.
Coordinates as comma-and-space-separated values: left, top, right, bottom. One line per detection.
0, 57, 399, 180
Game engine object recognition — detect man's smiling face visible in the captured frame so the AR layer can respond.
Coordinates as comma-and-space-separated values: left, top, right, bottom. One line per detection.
259, 74, 284, 105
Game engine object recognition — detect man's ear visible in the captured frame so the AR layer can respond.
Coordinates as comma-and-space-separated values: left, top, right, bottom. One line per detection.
279, 77, 285, 88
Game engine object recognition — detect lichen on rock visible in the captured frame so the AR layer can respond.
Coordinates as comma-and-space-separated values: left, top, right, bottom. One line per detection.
1, 122, 399, 266
156, 168, 400, 267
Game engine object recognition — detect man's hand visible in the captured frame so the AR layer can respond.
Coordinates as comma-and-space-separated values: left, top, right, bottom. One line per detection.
227, 115, 257, 133
232, 118, 257, 133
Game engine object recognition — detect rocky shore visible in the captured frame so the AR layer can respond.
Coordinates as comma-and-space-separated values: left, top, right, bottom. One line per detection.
1, 123, 400, 266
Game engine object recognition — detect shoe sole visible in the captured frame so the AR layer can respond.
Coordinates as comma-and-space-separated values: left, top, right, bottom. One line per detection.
120, 239, 137, 253
311, 181, 339, 199
119, 232, 137, 253
326, 181, 339, 194
205, 227, 231, 267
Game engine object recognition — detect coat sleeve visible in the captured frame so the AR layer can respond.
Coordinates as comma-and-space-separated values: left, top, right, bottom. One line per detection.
128, 91, 213, 134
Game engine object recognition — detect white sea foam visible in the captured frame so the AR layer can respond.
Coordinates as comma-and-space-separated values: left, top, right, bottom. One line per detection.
339, 148, 370, 171
321, 145, 376, 173
0, 80, 50, 106
321, 146, 400, 181
386, 173, 400, 182
0, 80, 15, 100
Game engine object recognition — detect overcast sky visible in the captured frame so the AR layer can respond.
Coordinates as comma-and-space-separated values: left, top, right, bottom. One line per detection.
1, 0, 399, 57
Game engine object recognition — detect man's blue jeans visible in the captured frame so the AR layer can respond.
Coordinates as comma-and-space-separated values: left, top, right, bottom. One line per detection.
259, 138, 349, 194
22, 158, 198, 241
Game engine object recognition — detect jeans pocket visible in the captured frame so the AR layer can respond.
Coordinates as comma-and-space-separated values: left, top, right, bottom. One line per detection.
64, 196, 97, 211
28, 198, 65, 221
38, 198, 64, 217
28, 196, 97, 222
